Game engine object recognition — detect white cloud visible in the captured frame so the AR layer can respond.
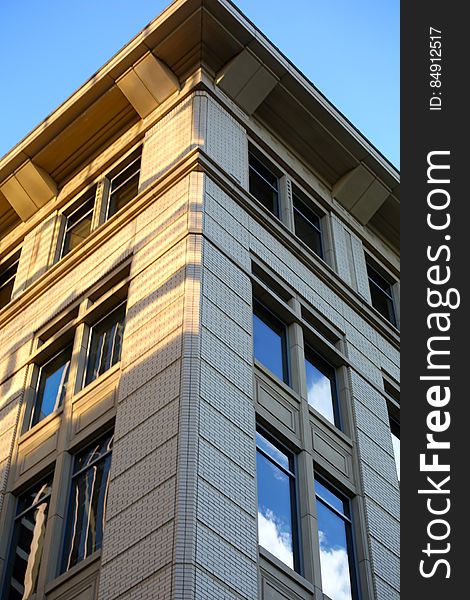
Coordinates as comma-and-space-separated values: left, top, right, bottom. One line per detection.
258, 509, 293, 569
391, 432, 400, 481
308, 376, 334, 423
319, 530, 352, 600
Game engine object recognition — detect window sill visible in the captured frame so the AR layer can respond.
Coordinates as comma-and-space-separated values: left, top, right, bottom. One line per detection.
73, 362, 121, 404
254, 359, 296, 400
370, 304, 400, 332
259, 546, 314, 593
45, 550, 101, 596
308, 403, 353, 448
19, 406, 63, 445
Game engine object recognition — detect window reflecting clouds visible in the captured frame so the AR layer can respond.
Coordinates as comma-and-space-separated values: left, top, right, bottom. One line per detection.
305, 350, 338, 427
256, 430, 297, 571
390, 419, 400, 481
62, 432, 113, 572
315, 478, 356, 600
4, 479, 52, 600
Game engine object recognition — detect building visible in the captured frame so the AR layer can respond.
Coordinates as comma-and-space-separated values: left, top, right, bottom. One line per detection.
0, 1, 400, 599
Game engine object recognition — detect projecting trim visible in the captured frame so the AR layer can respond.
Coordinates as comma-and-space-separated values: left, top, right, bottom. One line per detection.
333, 164, 389, 225
116, 53, 180, 119
216, 49, 279, 115
0, 160, 57, 221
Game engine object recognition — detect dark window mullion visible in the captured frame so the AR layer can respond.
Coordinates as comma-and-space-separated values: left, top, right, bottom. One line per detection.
14, 492, 52, 522
110, 169, 139, 196
65, 196, 95, 223
249, 164, 279, 194
71, 448, 112, 481
0, 268, 18, 289
256, 446, 295, 479
316, 495, 351, 524
290, 465, 302, 574
110, 159, 141, 192
65, 206, 94, 232
293, 205, 321, 234
368, 276, 394, 301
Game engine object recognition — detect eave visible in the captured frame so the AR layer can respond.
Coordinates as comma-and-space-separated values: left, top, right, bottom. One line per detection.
0, 0, 399, 250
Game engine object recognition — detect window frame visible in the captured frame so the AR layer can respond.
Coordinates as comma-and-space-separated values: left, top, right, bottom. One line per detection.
248, 149, 281, 218
28, 344, 73, 431
256, 425, 301, 574
292, 188, 324, 259
0, 248, 21, 311
61, 430, 114, 574
59, 189, 97, 260
384, 378, 400, 483
314, 474, 360, 600
54, 145, 142, 265
105, 149, 142, 221
20, 263, 130, 437
366, 258, 398, 327
389, 416, 400, 482
81, 299, 127, 390
304, 345, 341, 429
253, 298, 290, 385
2, 475, 53, 600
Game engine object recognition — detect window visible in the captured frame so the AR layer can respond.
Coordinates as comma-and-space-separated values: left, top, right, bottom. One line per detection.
83, 302, 126, 388
366, 261, 397, 326
315, 477, 358, 600
29, 346, 72, 429
62, 431, 113, 572
106, 150, 141, 219
305, 348, 340, 428
3, 478, 52, 600
390, 418, 400, 481
256, 430, 299, 572
249, 152, 280, 217
293, 192, 323, 258
0, 250, 20, 310
60, 190, 95, 259
253, 301, 289, 384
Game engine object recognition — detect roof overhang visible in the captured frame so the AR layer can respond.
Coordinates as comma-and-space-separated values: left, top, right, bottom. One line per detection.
0, 0, 399, 249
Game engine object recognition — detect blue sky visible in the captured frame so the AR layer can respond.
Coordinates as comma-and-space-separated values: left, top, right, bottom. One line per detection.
0, 0, 399, 166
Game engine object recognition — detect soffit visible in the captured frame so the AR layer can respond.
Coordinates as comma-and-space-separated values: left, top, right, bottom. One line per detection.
34, 87, 139, 186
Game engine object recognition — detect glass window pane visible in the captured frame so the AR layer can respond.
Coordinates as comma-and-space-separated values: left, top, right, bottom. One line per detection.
367, 264, 397, 326
4, 480, 52, 600
305, 352, 337, 426
293, 196, 323, 257
256, 431, 290, 471
257, 451, 294, 569
107, 156, 141, 218
253, 304, 288, 383
85, 303, 126, 387
62, 196, 94, 257
63, 434, 113, 572
315, 479, 347, 515
31, 347, 72, 428
0, 252, 20, 311
75, 432, 114, 474
316, 481, 354, 600
390, 422, 400, 481
249, 154, 279, 216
